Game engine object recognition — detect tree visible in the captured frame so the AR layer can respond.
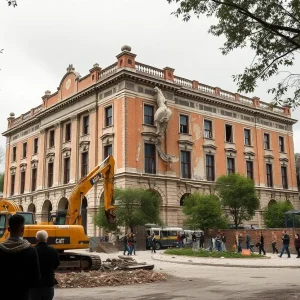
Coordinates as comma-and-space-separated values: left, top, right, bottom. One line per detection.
94, 188, 162, 232
215, 173, 260, 228
263, 200, 294, 228
167, 0, 300, 108
0, 173, 4, 193
183, 193, 227, 230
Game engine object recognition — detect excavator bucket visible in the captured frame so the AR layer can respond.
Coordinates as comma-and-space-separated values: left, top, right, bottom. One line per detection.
105, 211, 116, 224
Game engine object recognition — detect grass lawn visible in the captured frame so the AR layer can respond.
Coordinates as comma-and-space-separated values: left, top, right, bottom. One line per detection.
164, 248, 266, 259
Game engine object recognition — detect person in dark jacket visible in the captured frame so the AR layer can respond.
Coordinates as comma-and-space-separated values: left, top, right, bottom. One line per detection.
150, 234, 156, 253
279, 230, 291, 258
258, 232, 266, 255
199, 232, 204, 249
294, 233, 300, 258
0, 214, 40, 300
30, 230, 60, 300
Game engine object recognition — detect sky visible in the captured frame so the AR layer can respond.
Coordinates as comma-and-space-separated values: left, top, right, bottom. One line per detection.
0, 0, 299, 172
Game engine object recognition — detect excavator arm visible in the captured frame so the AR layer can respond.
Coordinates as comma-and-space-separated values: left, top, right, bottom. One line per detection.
66, 155, 116, 225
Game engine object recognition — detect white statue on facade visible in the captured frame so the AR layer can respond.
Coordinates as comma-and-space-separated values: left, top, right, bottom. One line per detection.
154, 87, 172, 135
153, 87, 176, 162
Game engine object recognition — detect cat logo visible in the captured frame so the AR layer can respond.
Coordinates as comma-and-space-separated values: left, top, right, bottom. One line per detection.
55, 238, 65, 244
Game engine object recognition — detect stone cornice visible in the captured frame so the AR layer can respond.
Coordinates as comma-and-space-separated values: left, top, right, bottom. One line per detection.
2, 68, 297, 137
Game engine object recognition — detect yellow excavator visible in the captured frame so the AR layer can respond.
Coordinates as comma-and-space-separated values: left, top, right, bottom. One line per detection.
0, 155, 116, 271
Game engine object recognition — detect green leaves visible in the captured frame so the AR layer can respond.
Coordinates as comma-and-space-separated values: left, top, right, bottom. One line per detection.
215, 173, 260, 228
167, 0, 300, 107
94, 188, 162, 232
182, 193, 227, 230
262, 200, 294, 228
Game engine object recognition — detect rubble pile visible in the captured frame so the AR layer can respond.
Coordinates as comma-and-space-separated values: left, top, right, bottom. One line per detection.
100, 256, 151, 271
56, 270, 167, 288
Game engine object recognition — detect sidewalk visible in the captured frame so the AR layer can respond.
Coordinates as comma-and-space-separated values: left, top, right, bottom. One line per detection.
151, 252, 300, 269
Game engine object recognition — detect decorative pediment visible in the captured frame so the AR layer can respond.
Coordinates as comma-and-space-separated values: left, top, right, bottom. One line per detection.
62, 147, 71, 157
178, 139, 194, 150
100, 132, 115, 144
264, 154, 274, 163
225, 148, 237, 153
47, 147, 55, 156
80, 141, 90, 153
10, 166, 16, 175
244, 151, 255, 157
279, 157, 289, 165
141, 131, 159, 142
46, 152, 55, 163
203, 144, 217, 154
31, 159, 38, 169
20, 163, 27, 172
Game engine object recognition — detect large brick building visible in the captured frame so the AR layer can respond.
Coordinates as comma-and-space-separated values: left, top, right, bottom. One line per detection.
2, 46, 299, 235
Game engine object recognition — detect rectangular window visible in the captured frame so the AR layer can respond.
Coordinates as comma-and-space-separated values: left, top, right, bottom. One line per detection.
64, 157, 70, 184
204, 120, 213, 138
264, 133, 270, 150
12, 146, 16, 162
105, 106, 113, 127
48, 162, 54, 187
104, 144, 112, 159
22, 142, 27, 158
144, 105, 154, 125
180, 151, 191, 178
227, 157, 235, 174
10, 174, 15, 196
83, 116, 89, 135
206, 155, 215, 181
65, 123, 71, 142
49, 130, 55, 148
244, 129, 251, 146
225, 124, 233, 143
33, 138, 38, 154
279, 136, 284, 153
179, 115, 189, 134
20, 171, 26, 194
266, 163, 273, 187
144, 143, 156, 174
246, 161, 254, 180
81, 152, 89, 177
31, 168, 37, 192
281, 166, 288, 189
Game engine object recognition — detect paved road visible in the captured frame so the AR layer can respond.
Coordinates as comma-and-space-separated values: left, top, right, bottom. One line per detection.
55, 251, 300, 300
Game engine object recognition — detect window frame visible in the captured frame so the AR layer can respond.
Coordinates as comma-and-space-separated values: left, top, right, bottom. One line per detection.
244, 129, 251, 146
279, 136, 285, 153
266, 163, 273, 187
22, 142, 27, 159
33, 138, 38, 155
144, 104, 154, 125
227, 157, 235, 174
206, 154, 215, 181
31, 168, 37, 192
204, 119, 213, 139
264, 133, 270, 150
82, 115, 89, 135
48, 162, 54, 187
49, 130, 55, 148
105, 105, 113, 127
179, 114, 189, 134
104, 144, 113, 159
12, 146, 17, 162
20, 171, 26, 194
81, 152, 89, 178
65, 123, 71, 142
281, 166, 288, 189
10, 174, 15, 196
144, 143, 156, 174
180, 150, 191, 179
225, 124, 233, 143
63, 157, 70, 184
246, 160, 254, 180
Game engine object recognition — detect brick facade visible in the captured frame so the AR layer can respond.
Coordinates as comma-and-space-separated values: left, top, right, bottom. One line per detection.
2, 46, 299, 236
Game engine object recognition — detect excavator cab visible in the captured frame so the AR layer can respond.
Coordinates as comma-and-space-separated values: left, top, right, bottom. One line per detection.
49, 211, 67, 225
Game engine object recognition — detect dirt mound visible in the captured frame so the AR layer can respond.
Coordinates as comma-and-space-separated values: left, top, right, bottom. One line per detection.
56, 270, 167, 288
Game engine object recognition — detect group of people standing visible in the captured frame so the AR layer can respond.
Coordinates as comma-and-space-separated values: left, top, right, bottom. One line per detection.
123, 233, 137, 255
0, 214, 60, 300
237, 230, 300, 257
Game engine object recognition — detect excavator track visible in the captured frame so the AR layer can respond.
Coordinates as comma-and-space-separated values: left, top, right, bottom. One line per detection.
57, 252, 101, 272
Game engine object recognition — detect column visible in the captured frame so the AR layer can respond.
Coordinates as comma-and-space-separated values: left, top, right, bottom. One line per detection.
70, 115, 79, 183
54, 122, 62, 186
37, 129, 46, 190
88, 106, 97, 172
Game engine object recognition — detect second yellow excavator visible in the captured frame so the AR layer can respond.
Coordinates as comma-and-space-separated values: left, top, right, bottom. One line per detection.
0, 155, 116, 271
